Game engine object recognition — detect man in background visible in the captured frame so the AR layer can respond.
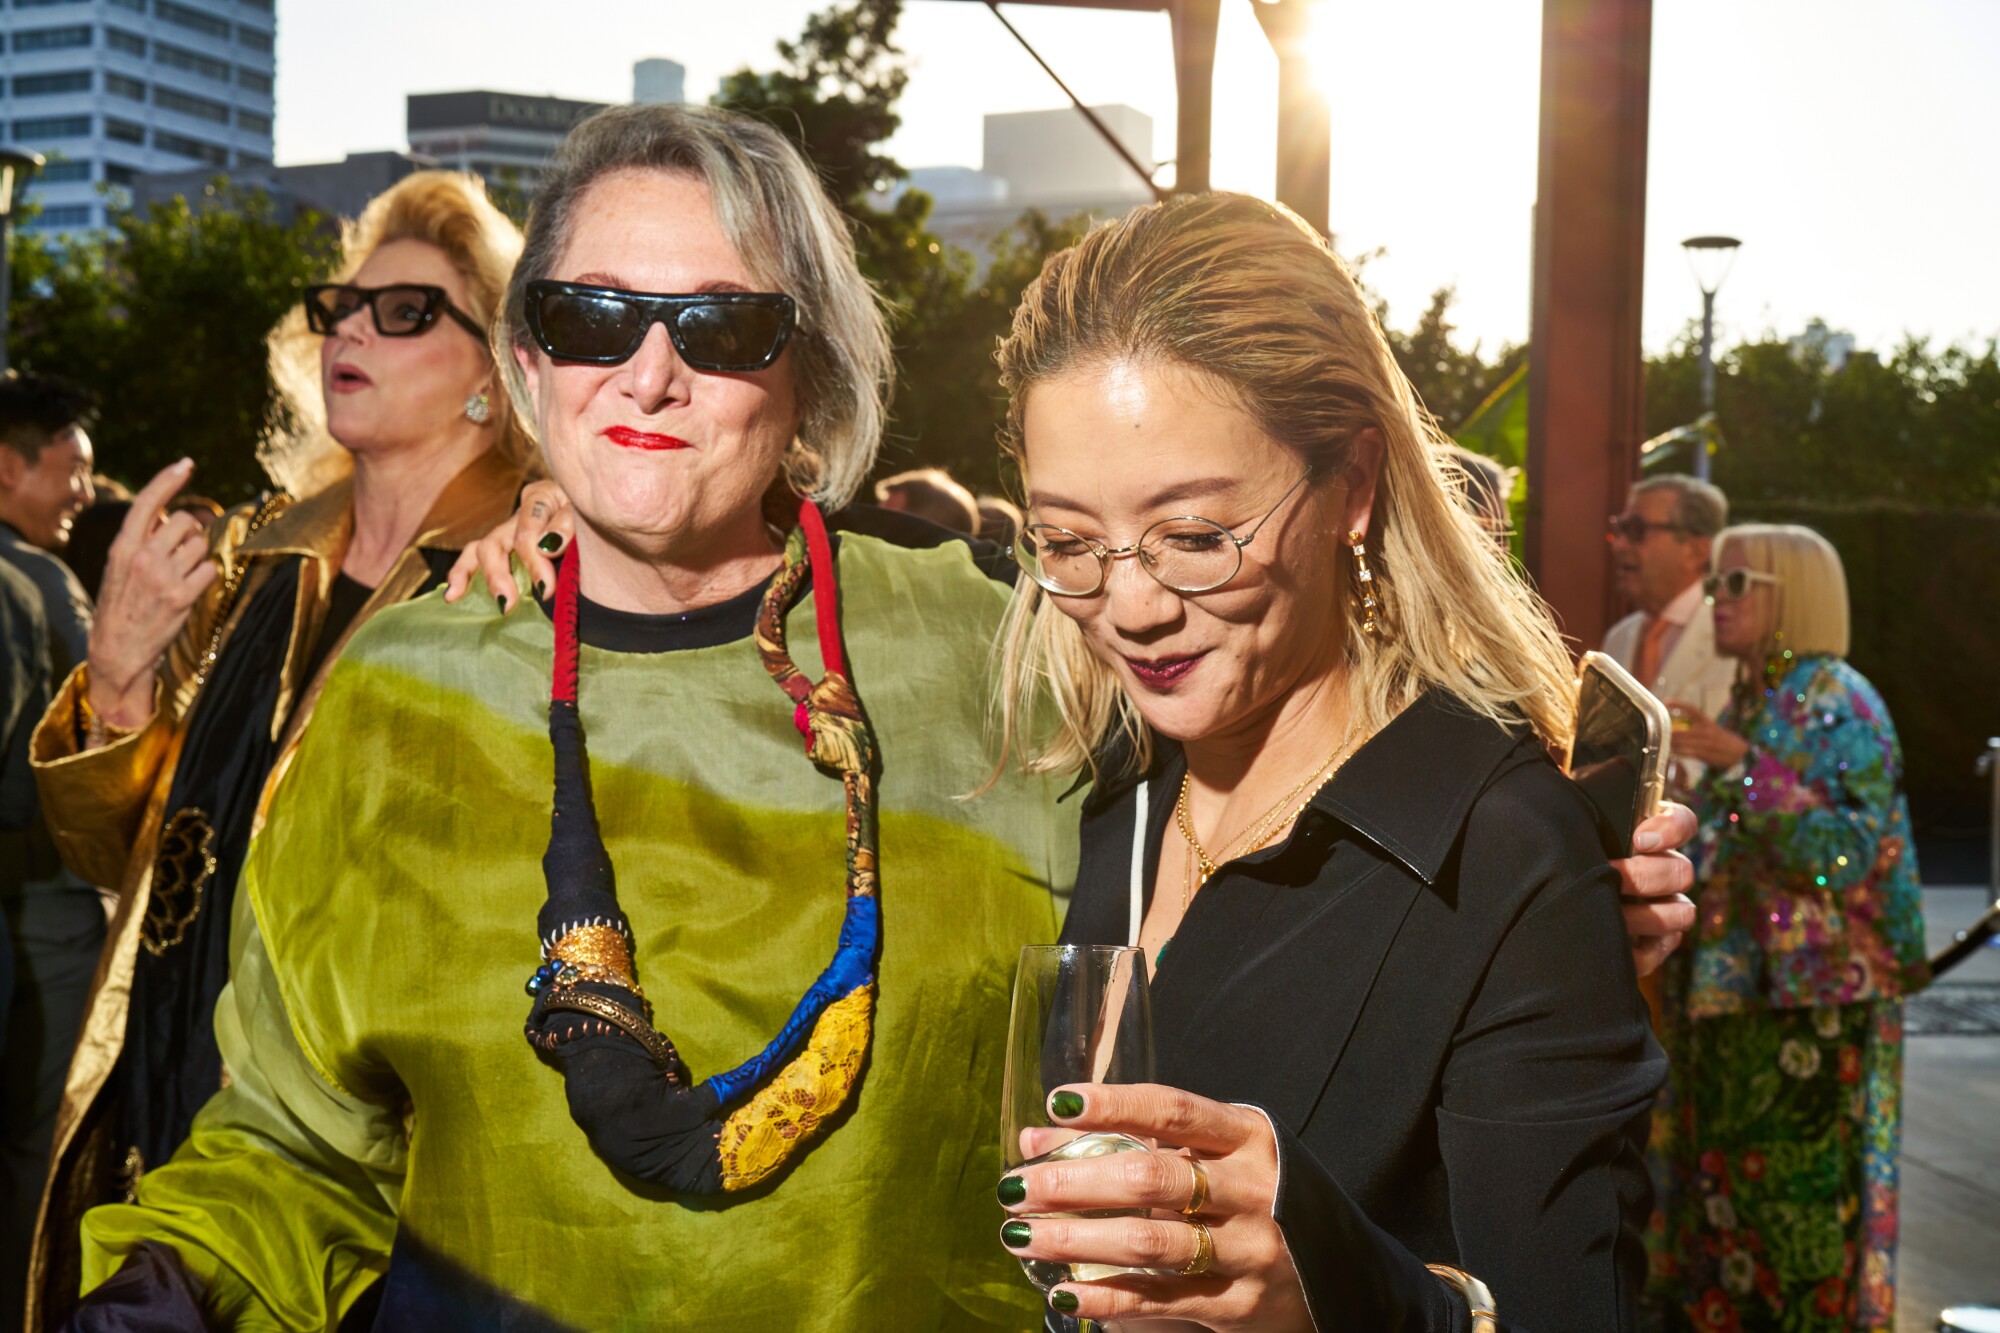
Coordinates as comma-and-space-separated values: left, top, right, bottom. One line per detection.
875, 466, 980, 535
1603, 474, 1737, 767
0, 373, 95, 673
0, 559, 53, 1033
0, 370, 104, 1322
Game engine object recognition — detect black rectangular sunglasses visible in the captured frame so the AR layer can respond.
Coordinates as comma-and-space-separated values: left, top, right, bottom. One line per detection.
304, 283, 485, 339
524, 280, 797, 372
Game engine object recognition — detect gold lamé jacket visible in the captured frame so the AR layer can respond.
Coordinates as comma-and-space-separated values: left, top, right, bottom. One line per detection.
22, 447, 522, 1326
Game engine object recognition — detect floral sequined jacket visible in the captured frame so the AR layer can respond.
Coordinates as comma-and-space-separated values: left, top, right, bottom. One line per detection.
1689, 653, 1929, 1017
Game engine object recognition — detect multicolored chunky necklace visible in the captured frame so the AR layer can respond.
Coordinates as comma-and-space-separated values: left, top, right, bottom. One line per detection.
521, 498, 880, 1194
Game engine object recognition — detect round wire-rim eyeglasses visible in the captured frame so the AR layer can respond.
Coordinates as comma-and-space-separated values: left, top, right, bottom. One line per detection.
1015, 473, 1314, 597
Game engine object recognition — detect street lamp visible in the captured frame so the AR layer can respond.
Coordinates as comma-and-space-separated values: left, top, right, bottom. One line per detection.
1681, 234, 1740, 482
0, 148, 47, 376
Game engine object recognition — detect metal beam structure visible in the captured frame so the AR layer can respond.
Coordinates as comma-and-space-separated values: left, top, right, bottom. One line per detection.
1524, 0, 1652, 651
942, 0, 1328, 216
1250, 0, 1330, 235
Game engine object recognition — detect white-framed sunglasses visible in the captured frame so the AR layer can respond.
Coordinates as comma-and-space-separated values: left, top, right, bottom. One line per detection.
1703, 567, 1781, 604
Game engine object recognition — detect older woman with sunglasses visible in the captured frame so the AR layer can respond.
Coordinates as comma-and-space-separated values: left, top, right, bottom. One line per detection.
1650, 525, 1927, 1333
25, 171, 530, 1326
59, 105, 1072, 1331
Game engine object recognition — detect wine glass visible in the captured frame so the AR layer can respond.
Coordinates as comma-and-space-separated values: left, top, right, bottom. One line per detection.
1000, 944, 1162, 1318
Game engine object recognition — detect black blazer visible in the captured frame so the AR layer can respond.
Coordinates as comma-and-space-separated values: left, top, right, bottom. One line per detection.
1060, 693, 1666, 1332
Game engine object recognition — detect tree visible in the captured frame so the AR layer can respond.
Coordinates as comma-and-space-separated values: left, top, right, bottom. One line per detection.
1643, 328, 2000, 508
715, 0, 1087, 499
8, 184, 340, 501
1377, 285, 1524, 434
882, 209, 1093, 495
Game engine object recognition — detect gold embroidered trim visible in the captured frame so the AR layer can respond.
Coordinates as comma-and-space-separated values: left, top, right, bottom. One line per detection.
143, 807, 216, 956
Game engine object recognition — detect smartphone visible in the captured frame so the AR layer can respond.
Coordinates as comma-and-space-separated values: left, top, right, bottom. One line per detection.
1566, 651, 1672, 857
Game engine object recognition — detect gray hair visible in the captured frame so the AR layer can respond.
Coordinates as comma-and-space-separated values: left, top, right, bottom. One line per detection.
1632, 474, 1728, 538
501, 103, 891, 508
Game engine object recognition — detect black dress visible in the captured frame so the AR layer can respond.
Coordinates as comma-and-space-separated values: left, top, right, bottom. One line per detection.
1059, 692, 1666, 1332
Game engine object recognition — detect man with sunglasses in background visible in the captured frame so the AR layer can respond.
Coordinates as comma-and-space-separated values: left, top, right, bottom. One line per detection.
1602, 474, 1736, 786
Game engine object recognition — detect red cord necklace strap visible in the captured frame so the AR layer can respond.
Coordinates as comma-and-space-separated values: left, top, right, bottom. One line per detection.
550, 533, 582, 706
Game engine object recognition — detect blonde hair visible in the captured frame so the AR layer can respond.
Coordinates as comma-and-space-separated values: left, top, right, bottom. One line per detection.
1715, 524, 1850, 708
500, 104, 892, 508
263, 171, 533, 496
992, 193, 1578, 778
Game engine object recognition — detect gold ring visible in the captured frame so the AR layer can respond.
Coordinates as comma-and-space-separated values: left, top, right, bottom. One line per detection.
1177, 1220, 1215, 1277
1180, 1157, 1210, 1216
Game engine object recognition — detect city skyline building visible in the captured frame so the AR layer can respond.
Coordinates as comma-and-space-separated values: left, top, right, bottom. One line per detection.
0, 0, 277, 235
887, 104, 1157, 261
405, 62, 684, 198
405, 89, 608, 196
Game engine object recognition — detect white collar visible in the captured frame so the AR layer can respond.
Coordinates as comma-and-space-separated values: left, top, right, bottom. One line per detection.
1655, 578, 1706, 628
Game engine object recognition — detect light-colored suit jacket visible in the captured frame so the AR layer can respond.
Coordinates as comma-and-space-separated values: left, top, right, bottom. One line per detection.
1603, 588, 1739, 791
1602, 599, 1737, 723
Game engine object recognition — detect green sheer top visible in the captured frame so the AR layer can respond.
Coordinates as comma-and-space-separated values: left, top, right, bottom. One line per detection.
78, 535, 1073, 1331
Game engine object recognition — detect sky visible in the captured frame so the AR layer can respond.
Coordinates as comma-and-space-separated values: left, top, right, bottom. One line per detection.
273, 0, 2000, 357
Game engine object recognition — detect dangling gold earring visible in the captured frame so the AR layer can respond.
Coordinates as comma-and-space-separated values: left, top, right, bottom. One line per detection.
1349, 531, 1381, 636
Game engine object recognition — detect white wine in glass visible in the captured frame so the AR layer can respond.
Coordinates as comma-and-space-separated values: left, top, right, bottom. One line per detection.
1000, 945, 1162, 1305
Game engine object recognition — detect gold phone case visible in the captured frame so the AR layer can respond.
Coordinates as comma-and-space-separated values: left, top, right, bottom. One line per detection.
1567, 651, 1673, 855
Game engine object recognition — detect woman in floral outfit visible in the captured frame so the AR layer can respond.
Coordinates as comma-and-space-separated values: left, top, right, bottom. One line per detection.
1649, 523, 1928, 1333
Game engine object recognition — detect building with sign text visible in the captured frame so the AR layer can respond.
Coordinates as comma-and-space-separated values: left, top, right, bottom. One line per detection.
406, 90, 611, 198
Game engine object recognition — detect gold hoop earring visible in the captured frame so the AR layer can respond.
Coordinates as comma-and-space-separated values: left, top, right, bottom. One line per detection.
1349, 531, 1381, 636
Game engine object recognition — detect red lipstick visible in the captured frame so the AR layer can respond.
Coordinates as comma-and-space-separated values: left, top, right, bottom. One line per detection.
1122, 652, 1206, 691
604, 426, 690, 451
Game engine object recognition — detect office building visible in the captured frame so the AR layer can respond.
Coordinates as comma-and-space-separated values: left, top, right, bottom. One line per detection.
981, 105, 1154, 210
406, 90, 607, 196
128, 149, 439, 226
886, 105, 1157, 260
406, 62, 686, 198
632, 58, 684, 106
1, 0, 277, 235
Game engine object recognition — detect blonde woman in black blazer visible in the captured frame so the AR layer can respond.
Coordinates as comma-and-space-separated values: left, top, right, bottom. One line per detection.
989, 194, 1670, 1332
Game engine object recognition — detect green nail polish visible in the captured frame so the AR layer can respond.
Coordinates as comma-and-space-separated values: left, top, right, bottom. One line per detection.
997, 1175, 1026, 1206
1001, 1220, 1032, 1249
496, 594, 509, 613
1050, 1291, 1079, 1314
1050, 1091, 1084, 1119
533, 580, 545, 601
538, 533, 563, 554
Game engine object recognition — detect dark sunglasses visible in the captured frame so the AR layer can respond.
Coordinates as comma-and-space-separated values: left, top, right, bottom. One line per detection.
1606, 514, 1692, 544
303, 284, 485, 340
523, 280, 797, 372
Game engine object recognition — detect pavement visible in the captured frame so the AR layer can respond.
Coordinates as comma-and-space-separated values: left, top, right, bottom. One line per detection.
1896, 886, 2000, 1332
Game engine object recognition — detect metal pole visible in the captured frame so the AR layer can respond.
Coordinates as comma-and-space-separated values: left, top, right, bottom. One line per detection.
1928, 738, 2000, 979
1169, 0, 1220, 195
1523, 0, 1653, 649
1252, 0, 1330, 237
1989, 736, 1999, 896
1694, 286, 1715, 481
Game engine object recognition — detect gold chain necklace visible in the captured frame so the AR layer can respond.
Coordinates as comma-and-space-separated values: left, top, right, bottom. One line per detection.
1174, 715, 1362, 909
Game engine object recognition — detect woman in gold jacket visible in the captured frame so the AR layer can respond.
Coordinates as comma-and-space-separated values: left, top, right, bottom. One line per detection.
21, 171, 533, 1327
